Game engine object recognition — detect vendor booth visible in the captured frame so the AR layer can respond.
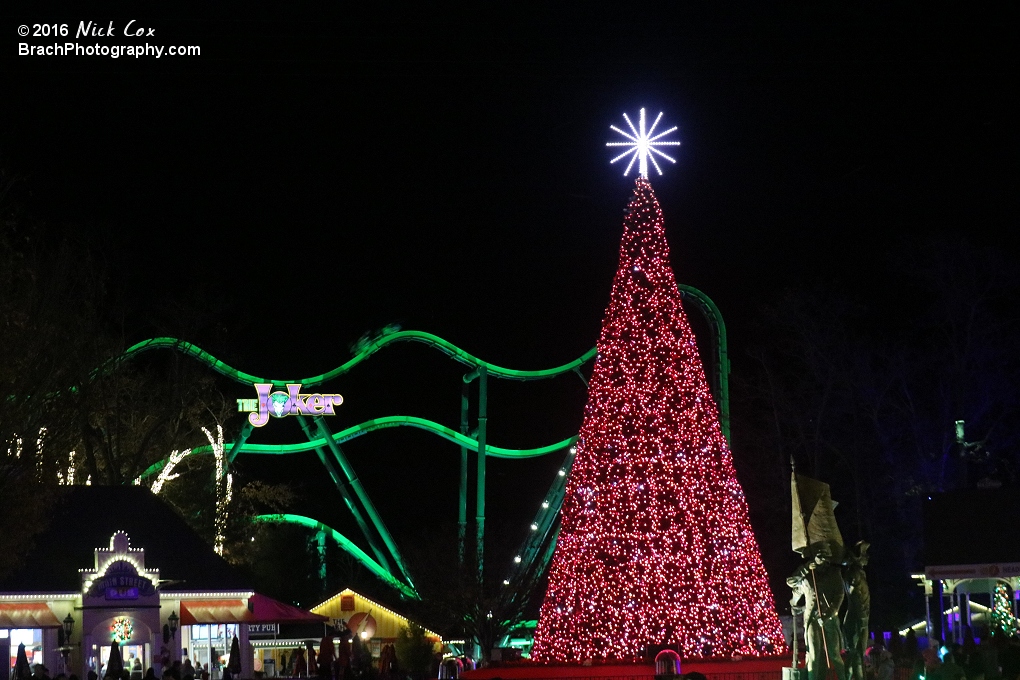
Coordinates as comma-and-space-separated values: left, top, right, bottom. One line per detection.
245, 589, 441, 677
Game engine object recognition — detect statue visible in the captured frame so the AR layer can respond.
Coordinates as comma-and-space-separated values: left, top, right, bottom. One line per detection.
790, 466, 850, 680
789, 541, 847, 680
842, 541, 871, 680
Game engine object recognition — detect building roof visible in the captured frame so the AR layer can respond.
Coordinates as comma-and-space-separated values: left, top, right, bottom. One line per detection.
0, 485, 251, 593
179, 594, 328, 625
312, 588, 440, 640
923, 487, 1020, 566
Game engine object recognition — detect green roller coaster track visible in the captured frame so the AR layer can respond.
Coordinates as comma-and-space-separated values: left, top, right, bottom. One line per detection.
114, 285, 729, 601
113, 330, 598, 387
136, 417, 578, 478
252, 514, 418, 600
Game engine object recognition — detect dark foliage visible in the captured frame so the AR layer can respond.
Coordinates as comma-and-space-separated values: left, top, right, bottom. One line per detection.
734, 236, 1020, 630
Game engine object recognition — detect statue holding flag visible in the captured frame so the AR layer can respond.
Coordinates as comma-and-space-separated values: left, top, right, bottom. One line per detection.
788, 464, 850, 680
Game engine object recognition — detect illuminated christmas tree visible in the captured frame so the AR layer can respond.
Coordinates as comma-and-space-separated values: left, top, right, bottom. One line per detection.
531, 119, 785, 660
991, 583, 1019, 638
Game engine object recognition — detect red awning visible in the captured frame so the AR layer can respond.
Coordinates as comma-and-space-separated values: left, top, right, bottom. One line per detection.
179, 595, 326, 625
0, 603, 62, 628
250, 593, 328, 624
179, 600, 254, 625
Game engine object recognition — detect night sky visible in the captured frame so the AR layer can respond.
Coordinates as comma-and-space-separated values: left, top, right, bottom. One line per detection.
3, 2, 1016, 611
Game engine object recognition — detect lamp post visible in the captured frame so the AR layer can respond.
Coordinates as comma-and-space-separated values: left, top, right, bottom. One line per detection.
167, 610, 180, 664
59, 613, 75, 672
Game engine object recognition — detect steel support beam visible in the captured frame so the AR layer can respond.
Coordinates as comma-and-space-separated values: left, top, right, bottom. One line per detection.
312, 416, 416, 591
296, 414, 394, 576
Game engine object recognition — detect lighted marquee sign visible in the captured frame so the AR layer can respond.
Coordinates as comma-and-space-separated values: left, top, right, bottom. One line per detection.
87, 560, 157, 599
237, 384, 344, 427
81, 532, 160, 603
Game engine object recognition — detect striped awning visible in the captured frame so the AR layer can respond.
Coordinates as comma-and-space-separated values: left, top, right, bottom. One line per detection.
0, 603, 62, 628
179, 595, 327, 625
179, 600, 254, 625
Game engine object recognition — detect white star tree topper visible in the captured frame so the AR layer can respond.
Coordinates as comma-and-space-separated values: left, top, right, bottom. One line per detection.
607, 108, 681, 178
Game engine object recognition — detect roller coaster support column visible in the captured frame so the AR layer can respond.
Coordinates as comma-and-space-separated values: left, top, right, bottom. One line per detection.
477, 365, 488, 584
312, 416, 417, 591
459, 383, 469, 568
316, 530, 327, 588
463, 365, 488, 584
296, 415, 395, 577
226, 421, 254, 465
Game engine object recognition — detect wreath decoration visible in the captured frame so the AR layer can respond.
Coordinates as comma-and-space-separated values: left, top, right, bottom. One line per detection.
111, 617, 134, 643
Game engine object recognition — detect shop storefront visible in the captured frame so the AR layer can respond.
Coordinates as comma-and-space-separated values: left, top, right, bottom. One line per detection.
178, 595, 328, 680
242, 589, 442, 678
309, 589, 441, 665
182, 623, 239, 678
0, 487, 325, 680
1, 532, 329, 680
2, 629, 44, 671
1, 619, 59, 680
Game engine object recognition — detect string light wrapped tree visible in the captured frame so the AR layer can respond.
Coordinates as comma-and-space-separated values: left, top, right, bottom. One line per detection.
531, 110, 786, 662
991, 583, 1019, 638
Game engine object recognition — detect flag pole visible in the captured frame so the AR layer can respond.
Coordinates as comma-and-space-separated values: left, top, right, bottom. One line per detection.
790, 457, 800, 673
810, 564, 835, 672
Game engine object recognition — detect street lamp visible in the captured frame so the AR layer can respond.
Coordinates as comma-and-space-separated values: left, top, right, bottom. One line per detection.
168, 611, 179, 640
59, 613, 75, 670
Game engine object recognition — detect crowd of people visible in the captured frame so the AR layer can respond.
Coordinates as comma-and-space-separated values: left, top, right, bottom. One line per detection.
22, 658, 215, 680
160, 657, 214, 680
273, 635, 397, 680
862, 629, 1020, 680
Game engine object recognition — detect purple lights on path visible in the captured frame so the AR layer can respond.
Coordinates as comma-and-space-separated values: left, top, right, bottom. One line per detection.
238, 383, 344, 427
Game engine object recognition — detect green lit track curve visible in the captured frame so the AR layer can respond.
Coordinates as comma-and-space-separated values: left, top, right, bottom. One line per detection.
116, 331, 597, 387
252, 514, 418, 600
137, 416, 578, 481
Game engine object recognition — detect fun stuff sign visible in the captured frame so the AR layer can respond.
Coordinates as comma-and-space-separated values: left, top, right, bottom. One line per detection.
237, 384, 344, 427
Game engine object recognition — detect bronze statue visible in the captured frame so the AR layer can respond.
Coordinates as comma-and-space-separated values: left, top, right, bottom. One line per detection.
842, 541, 871, 680
790, 467, 854, 680
788, 540, 848, 680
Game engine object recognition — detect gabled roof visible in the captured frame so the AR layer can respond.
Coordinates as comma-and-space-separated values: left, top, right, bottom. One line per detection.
312, 588, 440, 639
0, 486, 250, 593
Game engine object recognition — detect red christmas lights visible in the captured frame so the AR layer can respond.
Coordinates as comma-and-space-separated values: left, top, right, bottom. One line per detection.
531, 178, 786, 662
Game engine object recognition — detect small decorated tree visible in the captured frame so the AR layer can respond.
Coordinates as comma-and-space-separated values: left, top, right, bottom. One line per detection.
991, 583, 1019, 638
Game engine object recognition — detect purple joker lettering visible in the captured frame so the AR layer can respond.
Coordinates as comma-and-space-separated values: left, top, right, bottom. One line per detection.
241, 384, 344, 427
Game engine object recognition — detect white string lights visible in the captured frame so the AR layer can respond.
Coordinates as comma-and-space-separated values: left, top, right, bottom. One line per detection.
207, 425, 233, 555
150, 448, 192, 495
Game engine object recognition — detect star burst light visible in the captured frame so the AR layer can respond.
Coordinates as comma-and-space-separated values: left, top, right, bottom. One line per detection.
607, 108, 681, 178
